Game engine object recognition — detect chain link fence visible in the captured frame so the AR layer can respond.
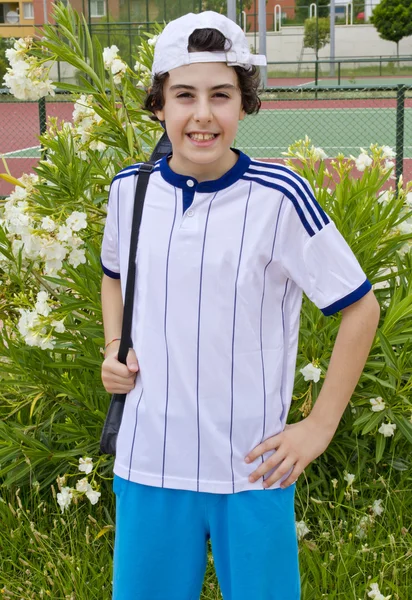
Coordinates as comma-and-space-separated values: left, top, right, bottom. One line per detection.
1, 84, 411, 197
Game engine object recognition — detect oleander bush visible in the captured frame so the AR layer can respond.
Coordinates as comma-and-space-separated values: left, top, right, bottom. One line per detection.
0, 3, 411, 598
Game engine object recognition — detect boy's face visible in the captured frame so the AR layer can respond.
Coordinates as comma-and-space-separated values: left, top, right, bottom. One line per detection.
154, 62, 246, 181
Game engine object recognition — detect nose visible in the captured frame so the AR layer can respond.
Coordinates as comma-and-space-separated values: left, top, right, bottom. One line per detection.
193, 97, 212, 123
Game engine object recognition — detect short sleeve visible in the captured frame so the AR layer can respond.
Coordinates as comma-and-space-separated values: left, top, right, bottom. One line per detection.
100, 178, 121, 279
278, 179, 371, 316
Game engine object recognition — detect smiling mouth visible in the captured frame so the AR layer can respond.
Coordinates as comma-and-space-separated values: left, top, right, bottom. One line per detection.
187, 133, 219, 141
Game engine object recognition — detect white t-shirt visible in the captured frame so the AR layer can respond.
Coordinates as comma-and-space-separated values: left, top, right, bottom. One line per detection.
101, 149, 371, 493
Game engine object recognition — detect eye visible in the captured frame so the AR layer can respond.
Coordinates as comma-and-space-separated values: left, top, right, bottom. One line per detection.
176, 93, 193, 98
214, 93, 230, 98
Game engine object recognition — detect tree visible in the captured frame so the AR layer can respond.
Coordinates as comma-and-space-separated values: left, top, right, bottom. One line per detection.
370, 0, 412, 59
303, 17, 330, 52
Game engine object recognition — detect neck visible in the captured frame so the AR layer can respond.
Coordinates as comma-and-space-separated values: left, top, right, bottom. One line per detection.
168, 149, 239, 183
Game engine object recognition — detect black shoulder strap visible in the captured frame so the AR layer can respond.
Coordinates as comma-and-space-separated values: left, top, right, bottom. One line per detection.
117, 161, 155, 364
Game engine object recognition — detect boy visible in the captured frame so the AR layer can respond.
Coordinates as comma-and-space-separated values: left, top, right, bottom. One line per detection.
100, 11, 380, 600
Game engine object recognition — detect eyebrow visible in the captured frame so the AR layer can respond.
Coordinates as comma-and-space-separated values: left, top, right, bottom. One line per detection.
169, 84, 237, 92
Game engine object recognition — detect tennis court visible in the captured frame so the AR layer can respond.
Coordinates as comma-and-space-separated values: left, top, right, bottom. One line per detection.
236, 106, 412, 158
1, 91, 412, 196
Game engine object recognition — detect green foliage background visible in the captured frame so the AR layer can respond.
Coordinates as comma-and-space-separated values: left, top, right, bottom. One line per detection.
0, 1, 412, 505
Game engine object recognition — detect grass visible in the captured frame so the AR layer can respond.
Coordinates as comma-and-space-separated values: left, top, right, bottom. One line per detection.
0, 460, 411, 599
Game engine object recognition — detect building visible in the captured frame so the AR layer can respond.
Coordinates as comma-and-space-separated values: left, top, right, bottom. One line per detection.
243, 0, 296, 32
0, 0, 36, 37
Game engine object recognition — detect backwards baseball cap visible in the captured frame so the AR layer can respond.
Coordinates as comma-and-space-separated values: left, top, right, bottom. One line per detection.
151, 11, 267, 78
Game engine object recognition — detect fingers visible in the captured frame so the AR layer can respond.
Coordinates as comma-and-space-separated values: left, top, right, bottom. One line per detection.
244, 434, 282, 464
248, 448, 287, 483
101, 350, 140, 394
126, 348, 139, 372
266, 464, 300, 489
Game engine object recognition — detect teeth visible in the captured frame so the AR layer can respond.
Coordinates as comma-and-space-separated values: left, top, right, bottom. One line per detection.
189, 133, 216, 141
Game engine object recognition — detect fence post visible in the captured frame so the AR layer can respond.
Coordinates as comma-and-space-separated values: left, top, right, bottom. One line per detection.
395, 84, 405, 188
39, 96, 47, 137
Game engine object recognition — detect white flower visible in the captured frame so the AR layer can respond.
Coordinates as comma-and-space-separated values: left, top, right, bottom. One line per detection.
66, 211, 87, 232
381, 145, 396, 159
21, 231, 43, 260
85, 488, 101, 505
57, 224, 72, 242
65, 234, 84, 249
300, 362, 321, 383
40, 239, 67, 262
344, 472, 355, 487
396, 220, 412, 235
355, 153, 373, 172
35, 291, 51, 317
18, 309, 39, 338
68, 247, 86, 268
39, 336, 54, 350
89, 140, 107, 152
384, 160, 395, 171
378, 422, 396, 437
103, 45, 119, 68
147, 35, 159, 46
76, 477, 91, 493
79, 457, 93, 475
51, 319, 65, 333
377, 190, 393, 205
134, 60, 149, 72
355, 515, 371, 539
372, 498, 384, 516
295, 520, 310, 540
370, 397, 385, 412
4, 50, 55, 101
312, 146, 327, 161
111, 58, 127, 78
12, 238, 24, 256
367, 582, 392, 599
44, 258, 63, 275
41, 216, 56, 232
405, 192, 412, 207
56, 487, 73, 513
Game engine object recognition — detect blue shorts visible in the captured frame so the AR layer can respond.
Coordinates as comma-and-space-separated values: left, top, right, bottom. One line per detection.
113, 474, 301, 600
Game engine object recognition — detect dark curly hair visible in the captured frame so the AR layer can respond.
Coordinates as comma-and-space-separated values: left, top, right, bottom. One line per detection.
143, 27, 262, 120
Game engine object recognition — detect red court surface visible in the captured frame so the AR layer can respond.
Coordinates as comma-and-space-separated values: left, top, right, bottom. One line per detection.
1, 98, 411, 197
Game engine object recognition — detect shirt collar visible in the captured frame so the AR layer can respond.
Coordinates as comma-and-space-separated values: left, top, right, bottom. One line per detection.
159, 148, 251, 193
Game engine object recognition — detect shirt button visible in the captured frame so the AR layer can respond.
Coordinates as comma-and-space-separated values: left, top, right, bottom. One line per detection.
186, 179, 194, 187
187, 209, 194, 217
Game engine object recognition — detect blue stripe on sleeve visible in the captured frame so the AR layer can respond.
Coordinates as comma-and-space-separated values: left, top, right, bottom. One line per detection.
321, 279, 372, 316
247, 167, 324, 232
249, 161, 330, 227
241, 175, 316, 237
100, 257, 120, 279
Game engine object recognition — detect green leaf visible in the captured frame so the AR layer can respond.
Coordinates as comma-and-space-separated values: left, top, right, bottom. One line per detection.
375, 434, 386, 464
361, 411, 386, 435
389, 412, 412, 445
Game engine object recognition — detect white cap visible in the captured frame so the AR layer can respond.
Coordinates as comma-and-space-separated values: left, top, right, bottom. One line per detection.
151, 11, 267, 78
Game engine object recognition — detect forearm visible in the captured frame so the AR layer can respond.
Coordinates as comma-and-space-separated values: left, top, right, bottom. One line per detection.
308, 290, 380, 434
101, 274, 123, 345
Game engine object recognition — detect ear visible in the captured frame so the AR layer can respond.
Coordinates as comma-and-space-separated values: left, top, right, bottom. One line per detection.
239, 108, 246, 121
154, 108, 165, 121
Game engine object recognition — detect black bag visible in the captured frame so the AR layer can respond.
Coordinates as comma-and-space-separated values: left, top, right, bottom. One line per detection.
100, 132, 171, 456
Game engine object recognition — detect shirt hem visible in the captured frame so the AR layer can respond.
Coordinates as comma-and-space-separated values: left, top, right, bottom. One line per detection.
113, 462, 289, 494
